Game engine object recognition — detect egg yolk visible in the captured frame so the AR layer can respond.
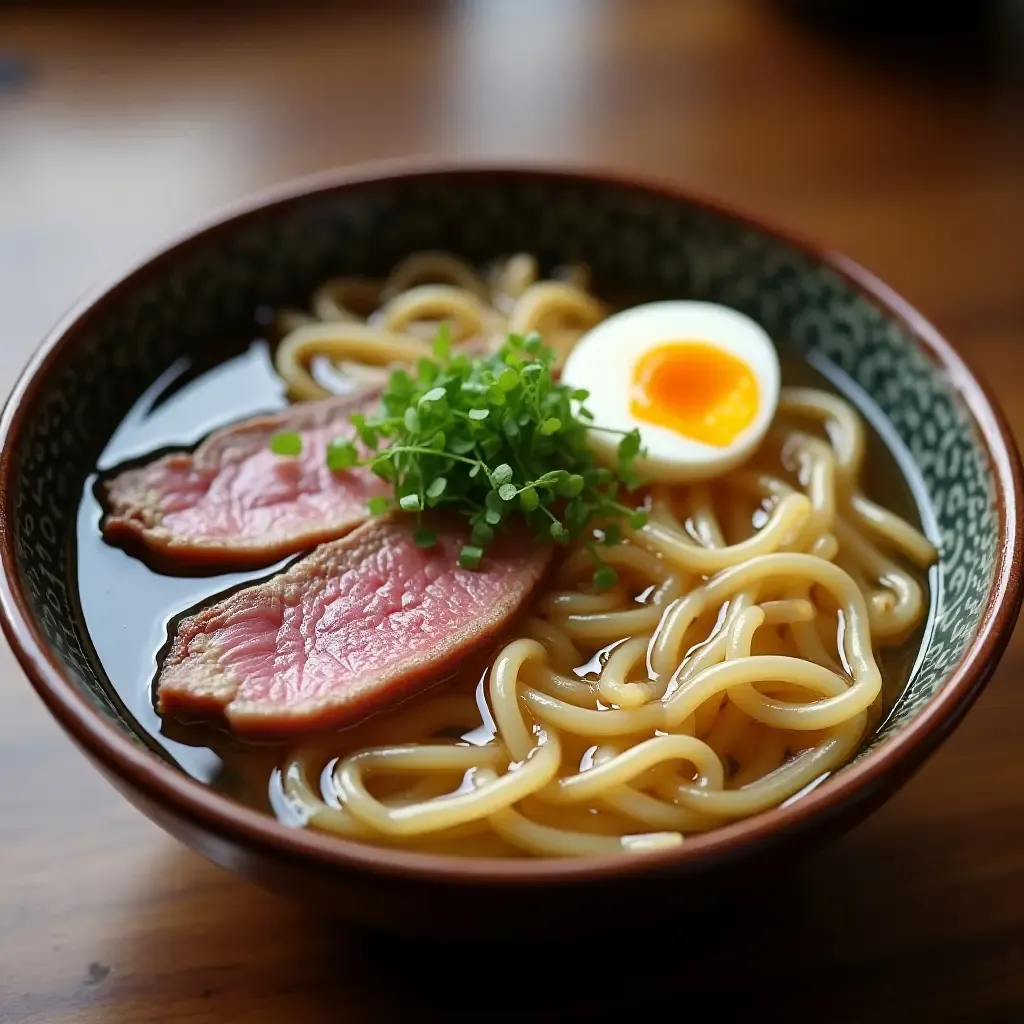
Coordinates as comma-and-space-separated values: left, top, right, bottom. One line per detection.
630, 342, 760, 447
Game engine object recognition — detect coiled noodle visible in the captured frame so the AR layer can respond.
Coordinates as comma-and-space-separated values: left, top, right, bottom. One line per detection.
273, 252, 937, 858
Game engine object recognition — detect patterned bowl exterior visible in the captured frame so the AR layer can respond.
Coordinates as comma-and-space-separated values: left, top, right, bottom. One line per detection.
10, 173, 995, 768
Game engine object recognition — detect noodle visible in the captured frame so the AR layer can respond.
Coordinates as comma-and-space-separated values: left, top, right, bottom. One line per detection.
273, 254, 604, 398
275, 252, 938, 857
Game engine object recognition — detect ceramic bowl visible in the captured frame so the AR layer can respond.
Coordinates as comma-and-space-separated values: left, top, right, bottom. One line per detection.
1, 164, 1020, 937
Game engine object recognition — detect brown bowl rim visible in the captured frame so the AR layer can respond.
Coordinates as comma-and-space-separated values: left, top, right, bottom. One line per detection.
1, 159, 1020, 886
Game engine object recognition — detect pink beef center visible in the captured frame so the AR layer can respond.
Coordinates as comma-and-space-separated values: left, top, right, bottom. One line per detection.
208, 533, 523, 710
157, 423, 386, 541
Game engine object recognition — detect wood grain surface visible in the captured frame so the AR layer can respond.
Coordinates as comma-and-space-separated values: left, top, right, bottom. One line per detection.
1, 2, 1022, 1021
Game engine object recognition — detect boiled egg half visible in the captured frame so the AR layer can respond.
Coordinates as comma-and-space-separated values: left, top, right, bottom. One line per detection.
561, 301, 780, 483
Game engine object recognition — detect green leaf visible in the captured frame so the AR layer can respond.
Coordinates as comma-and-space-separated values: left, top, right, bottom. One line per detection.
367, 496, 390, 516
559, 473, 585, 498
565, 497, 589, 530
414, 527, 437, 548
389, 368, 413, 391
356, 423, 380, 448
270, 431, 303, 457
328, 330, 650, 578
471, 522, 494, 546
629, 510, 649, 529
593, 566, 618, 590
618, 431, 642, 460
459, 545, 484, 570
417, 357, 439, 384
432, 323, 451, 361
326, 437, 358, 471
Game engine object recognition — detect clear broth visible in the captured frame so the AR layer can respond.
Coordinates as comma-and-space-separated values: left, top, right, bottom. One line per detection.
74, 336, 937, 847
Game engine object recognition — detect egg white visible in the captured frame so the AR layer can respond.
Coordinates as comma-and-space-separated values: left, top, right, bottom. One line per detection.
561, 301, 781, 484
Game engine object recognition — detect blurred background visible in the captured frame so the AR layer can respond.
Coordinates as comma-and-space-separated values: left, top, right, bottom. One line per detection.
3, 1, 1021, 369
1, 2, 1022, 1022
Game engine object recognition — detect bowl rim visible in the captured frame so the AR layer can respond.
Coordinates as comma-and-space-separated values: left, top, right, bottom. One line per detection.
1, 159, 1021, 885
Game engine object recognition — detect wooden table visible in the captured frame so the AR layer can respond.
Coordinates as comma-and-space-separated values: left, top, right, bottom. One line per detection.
1, 2, 1022, 1020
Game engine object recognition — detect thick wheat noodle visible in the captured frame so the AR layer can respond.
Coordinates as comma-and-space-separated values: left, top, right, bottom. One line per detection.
663, 712, 866, 818
335, 736, 561, 837
780, 387, 936, 566
597, 635, 662, 707
538, 585, 630, 618
522, 616, 582, 673
729, 728, 789, 789
311, 278, 383, 322
507, 282, 607, 363
486, 639, 550, 761
274, 324, 432, 401
274, 254, 936, 857
285, 748, 492, 843
553, 544, 685, 642
557, 542, 675, 586
780, 386, 865, 489
779, 432, 837, 550
556, 588, 682, 643
690, 483, 727, 547
485, 787, 683, 856
555, 263, 592, 292
684, 484, 731, 734
381, 251, 490, 301
597, 779, 723, 833
275, 254, 598, 397
538, 734, 725, 810
490, 253, 538, 305
286, 752, 498, 844
850, 493, 937, 567
702, 698, 755, 756
525, 665, 598, 707
629, 493, 813, 575
508, 281, 605, 335
835, 518, 926, 638
380, 284, 488, 340
653, 554, 881, 696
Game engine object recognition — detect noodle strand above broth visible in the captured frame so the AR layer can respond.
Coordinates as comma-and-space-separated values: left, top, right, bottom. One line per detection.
267, 252, 937, 858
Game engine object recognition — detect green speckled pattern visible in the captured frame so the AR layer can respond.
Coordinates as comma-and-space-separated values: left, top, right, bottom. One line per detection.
10, 176, 997, 763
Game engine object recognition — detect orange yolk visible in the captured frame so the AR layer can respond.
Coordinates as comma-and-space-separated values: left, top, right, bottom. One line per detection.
630, 341, 760, 448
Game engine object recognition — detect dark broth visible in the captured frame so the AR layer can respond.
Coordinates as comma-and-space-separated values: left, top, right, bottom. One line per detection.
73, 337, 938, 827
